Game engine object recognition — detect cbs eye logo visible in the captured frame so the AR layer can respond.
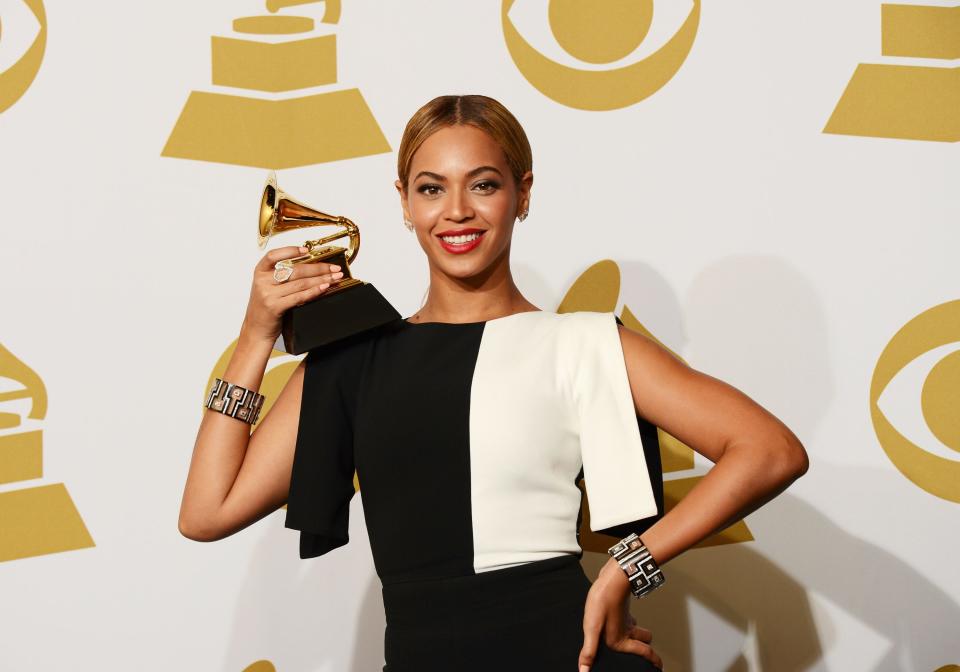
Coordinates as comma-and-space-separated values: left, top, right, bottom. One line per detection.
870, 300, 960, 503
502, 0, 700, 111
0, 0, 47, 114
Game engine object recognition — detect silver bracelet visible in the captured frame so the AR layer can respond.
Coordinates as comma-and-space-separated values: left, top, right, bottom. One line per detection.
204, 378, 265, 425
607, 532, 665, 598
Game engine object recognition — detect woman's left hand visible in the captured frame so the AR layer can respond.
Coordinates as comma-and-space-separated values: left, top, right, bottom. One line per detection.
578, 558, 663, 671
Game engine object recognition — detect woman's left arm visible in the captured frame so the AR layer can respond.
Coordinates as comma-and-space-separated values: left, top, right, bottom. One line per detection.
579, 323, 809, 671
614, 323, 809, 565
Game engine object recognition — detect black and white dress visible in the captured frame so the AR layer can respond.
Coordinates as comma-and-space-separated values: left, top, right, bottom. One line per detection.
285, 310, 665, 671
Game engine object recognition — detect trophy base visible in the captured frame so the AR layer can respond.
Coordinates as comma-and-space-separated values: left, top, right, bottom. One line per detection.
276, 282, 400, 355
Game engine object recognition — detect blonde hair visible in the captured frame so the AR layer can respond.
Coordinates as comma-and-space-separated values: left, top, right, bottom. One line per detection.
397, 94, 533, 191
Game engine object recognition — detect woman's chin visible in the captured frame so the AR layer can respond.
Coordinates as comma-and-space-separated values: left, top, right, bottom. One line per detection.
431, 257, 496, 282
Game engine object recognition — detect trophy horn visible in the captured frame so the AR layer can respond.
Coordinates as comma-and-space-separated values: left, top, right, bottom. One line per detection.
258, 171, 359, 265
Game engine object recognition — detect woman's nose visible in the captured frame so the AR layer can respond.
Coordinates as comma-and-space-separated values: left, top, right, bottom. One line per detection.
446, 188, 474, 221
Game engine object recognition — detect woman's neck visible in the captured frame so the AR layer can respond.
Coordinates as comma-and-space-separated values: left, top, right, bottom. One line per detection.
409, 264, 539, 324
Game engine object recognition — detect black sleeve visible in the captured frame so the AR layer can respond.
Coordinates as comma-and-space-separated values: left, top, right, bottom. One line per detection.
283, 335, 365, 559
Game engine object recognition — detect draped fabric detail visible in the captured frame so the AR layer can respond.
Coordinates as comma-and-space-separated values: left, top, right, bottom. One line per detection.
570, 312, 664, 539
284, 333, 368, 559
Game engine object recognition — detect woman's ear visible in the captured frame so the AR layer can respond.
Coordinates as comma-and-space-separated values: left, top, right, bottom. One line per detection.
395, 179, 411, 221
518, 170, 534, 213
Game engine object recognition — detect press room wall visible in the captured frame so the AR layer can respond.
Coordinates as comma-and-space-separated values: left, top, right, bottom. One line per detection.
1, 1, 957, 670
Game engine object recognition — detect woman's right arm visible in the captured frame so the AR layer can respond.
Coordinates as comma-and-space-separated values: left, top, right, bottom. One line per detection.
177, 246, 344, 542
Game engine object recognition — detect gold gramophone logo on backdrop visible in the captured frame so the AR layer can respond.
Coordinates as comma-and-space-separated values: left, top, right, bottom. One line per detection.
825, 3, 960, 142
0, 0, 47, 114
871, 300, 960, 503
502, 0, 700, 111
558, 260, 753, 552
0, 344, 94, 563
162, 0, 390, 168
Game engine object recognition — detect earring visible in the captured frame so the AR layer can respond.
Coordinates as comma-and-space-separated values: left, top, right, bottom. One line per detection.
403, 217, 414, 231
518, 210, 528, 222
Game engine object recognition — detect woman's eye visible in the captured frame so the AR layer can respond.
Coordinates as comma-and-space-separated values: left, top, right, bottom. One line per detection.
474, 180, 500, 192
418, 184, 442, 196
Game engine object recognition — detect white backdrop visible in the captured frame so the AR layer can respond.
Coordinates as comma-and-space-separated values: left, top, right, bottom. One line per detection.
1, 1, 958, 671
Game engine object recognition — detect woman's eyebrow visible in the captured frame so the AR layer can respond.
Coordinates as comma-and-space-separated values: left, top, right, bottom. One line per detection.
466, 165, 503, 178
413, 166, 504, 182
414, 170, 445, 182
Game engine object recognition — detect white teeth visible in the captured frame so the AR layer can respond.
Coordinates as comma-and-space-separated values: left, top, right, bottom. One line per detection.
441, 232, 481, 244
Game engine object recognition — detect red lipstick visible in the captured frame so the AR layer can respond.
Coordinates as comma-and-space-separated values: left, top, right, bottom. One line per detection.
436, 228, 486, 254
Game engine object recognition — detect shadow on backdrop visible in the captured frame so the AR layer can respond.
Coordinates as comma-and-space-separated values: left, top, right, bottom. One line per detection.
219, 499, 382, 672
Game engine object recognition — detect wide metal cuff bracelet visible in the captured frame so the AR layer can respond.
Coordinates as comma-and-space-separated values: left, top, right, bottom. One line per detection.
204, 378, 265, 425
607, 532, 665, 598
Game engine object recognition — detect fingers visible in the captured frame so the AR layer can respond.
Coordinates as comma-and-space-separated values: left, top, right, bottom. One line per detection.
608, 638, 663, 670
264, 282, 330, 319
249, 264, 340, 317
273, 279, 334, 313
259, 251, 342, 277
582, 627, 662, 672
627, 624, 653, 643
256, 246, 343, 276
278, 261, 343, 281
256, 245, 305, 271
276, 270, 343, 297
255, 244, 344, 292
579, 608, 603, 672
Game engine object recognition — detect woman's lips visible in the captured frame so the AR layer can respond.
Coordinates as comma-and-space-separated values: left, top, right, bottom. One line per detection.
437, 230, 486, 254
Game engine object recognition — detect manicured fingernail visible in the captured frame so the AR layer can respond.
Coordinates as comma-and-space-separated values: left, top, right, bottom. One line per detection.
333, 271, 344, 279
580, 666, 590, 672
299, 246, 307, 252
330, 264, 341, 271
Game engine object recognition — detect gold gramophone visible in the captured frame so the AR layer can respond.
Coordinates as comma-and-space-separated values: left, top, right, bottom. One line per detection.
258, 170, 400, 354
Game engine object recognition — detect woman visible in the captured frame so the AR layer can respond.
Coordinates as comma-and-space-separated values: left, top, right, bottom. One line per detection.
179, 95, 809, 671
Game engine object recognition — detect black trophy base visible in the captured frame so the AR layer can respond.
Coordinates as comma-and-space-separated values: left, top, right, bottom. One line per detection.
277, 282, 400, 355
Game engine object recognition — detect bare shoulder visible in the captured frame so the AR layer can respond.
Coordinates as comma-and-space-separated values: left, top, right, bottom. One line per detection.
615, 322, 689, 371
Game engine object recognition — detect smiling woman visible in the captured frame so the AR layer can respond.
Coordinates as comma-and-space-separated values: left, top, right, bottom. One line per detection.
394, 95, 533, 296
178, 94, 807, 672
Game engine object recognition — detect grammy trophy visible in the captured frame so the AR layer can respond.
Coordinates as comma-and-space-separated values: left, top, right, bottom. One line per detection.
258, 170, 400, 354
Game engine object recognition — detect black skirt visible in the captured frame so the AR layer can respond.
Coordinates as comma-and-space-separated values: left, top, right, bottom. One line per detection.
381, 553, 661, 671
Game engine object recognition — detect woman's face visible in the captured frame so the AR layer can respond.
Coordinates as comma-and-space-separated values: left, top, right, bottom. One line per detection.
396, 124, 532, 282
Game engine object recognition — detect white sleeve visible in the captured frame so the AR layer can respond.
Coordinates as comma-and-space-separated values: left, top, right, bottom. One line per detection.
568, 311, 659, 532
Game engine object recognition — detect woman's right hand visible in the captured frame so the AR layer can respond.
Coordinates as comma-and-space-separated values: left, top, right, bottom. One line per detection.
240, 245, 344, 345
180, 245, 336, 543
